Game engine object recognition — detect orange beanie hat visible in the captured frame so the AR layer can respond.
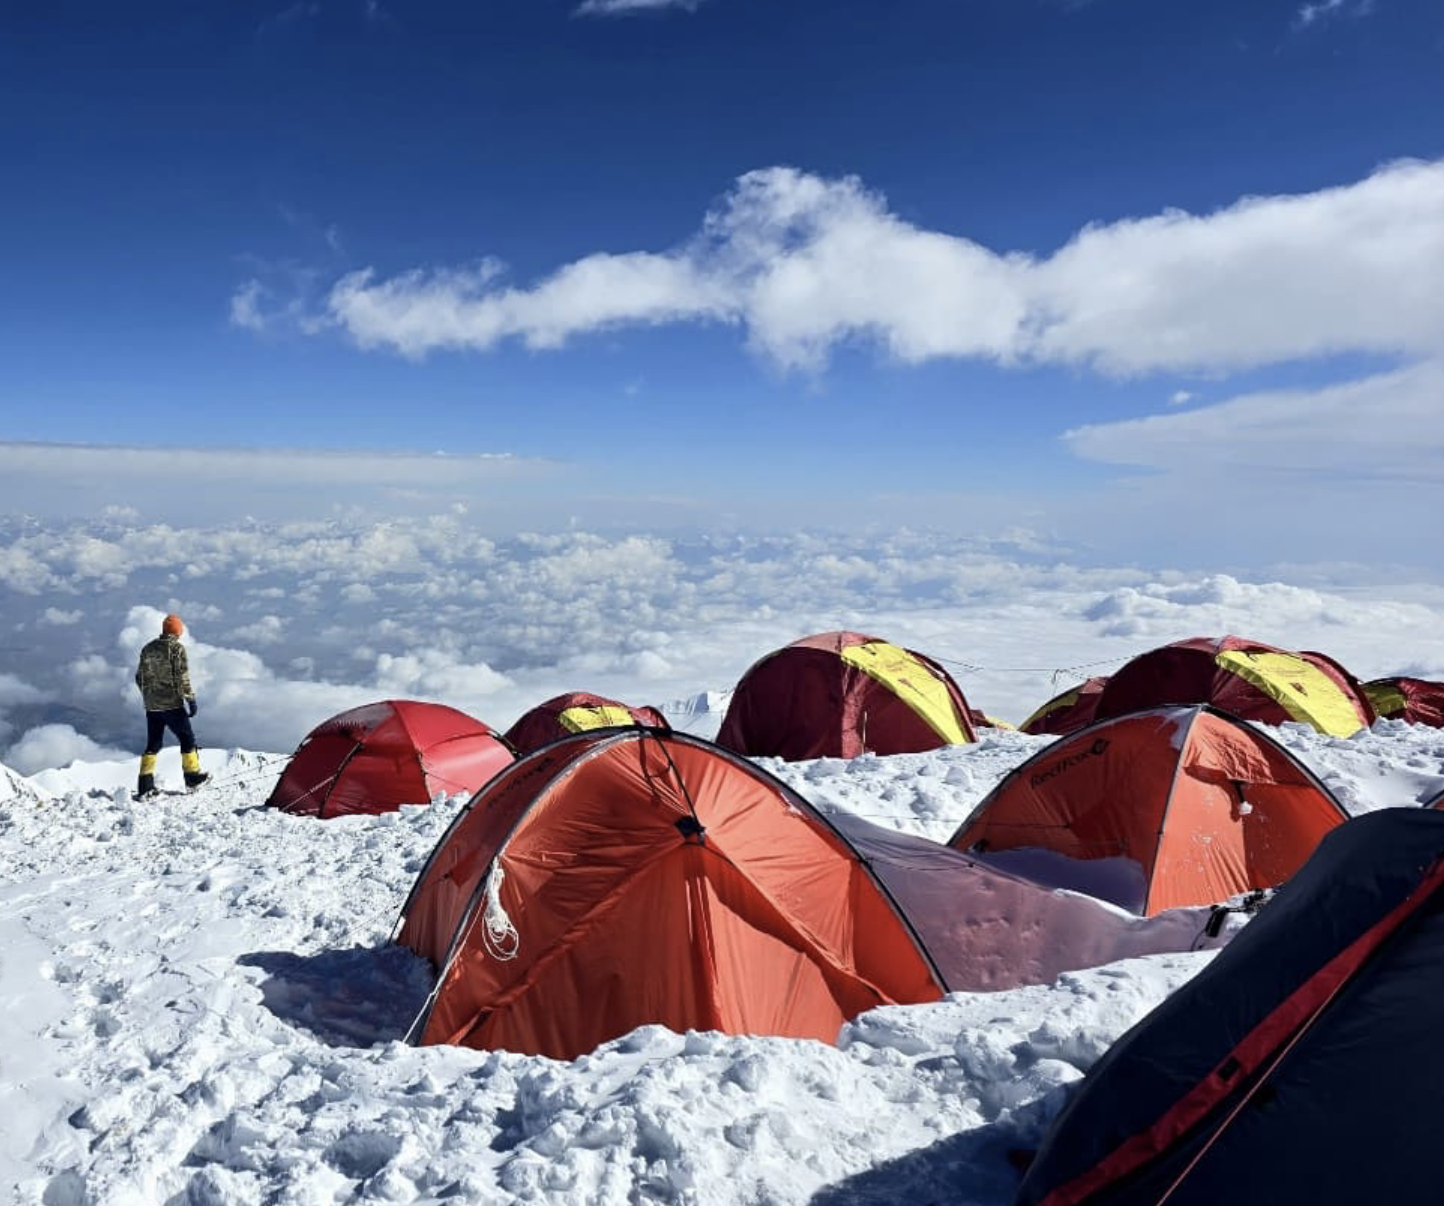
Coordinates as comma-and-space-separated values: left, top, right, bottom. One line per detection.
162, 614, 185, 636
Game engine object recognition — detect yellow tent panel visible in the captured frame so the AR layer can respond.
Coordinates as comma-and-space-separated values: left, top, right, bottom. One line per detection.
840, 641, 971, 745
1216, 650, 1365, 738
558, 704, 641, 734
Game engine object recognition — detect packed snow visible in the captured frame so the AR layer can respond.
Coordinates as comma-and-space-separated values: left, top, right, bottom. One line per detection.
2, 720, 1442, 1204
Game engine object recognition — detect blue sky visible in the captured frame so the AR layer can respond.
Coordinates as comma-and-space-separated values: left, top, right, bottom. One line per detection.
2, 0, 1443, 567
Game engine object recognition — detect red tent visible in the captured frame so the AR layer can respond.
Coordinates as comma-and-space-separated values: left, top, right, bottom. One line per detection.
266, 700, 514, 819
949, 706, 1348, 915
1364, 676, 1444, 727
716, 630, 977, 761
396, 729, 1225, 1059
1093, 635, 1374, 737
1019, 676, 1110, 737
502, 691, 669, 755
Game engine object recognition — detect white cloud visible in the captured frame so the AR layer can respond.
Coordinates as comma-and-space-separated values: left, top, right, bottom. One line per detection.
1294, 0, 1372, 28
1046, 361, 1444, 566
373, 649, 513, 699
4, 724, 131, 776
231, 615, 286, 645
300, 159, 1444, 376
1168, 390, 1194, 406
1064, 360, 1444, 479
5, 524, 1444, 777
41, 607, 83, 625
0, 543, 60, 595
328, 255, 731, 358
575, 0, 703, 14
1080, 573, 1440, 643
0, 674, 47, 709
0, 443, 558, 526
230, 280, 268, 332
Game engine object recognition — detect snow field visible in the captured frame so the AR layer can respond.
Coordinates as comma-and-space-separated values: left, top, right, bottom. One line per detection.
0, 720, 1440, 1203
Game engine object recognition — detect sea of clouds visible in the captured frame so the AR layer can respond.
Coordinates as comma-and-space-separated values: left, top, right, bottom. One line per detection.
4, 514, 1444, 775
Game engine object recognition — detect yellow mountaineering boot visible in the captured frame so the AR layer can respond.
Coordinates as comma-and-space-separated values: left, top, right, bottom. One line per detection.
182, 749, 210, 790
137, 753, 158, 800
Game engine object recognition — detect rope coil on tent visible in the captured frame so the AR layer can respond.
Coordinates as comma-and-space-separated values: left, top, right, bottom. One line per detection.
481, 861, 521, 961
400, 847, 523, 1044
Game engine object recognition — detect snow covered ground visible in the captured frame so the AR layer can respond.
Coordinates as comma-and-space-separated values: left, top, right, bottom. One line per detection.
2, 720, 1442, 1205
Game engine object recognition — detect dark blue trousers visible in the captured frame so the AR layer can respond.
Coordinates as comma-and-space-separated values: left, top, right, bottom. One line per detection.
145, 708, 196, 755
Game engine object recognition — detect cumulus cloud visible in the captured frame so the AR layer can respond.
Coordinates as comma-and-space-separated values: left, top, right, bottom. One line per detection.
1080, 573, 1441, 644
42, 607, 84, 625
291, 159, 1444, 375
4, 724, 131, 776
327, 255, 731, 358
230, 615, 286, 645
0, 674, 46, 709
5, 523, 1444, 775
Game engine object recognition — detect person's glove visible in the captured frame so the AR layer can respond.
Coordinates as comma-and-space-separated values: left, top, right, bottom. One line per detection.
186, 698, 198, 717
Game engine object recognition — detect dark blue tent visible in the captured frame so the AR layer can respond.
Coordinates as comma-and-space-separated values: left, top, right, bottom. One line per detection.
1015, 806, 1444, 1206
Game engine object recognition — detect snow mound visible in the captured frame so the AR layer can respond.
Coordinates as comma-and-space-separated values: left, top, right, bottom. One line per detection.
1, 759, 53, 807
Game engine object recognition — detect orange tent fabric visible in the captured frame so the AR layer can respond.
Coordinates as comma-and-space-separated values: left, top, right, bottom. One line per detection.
716, 630, 977, 761
396, 729, 1226, 1059
948, 706, 1348, 915
265, 700, 514, 819
502, 691, 670, 755
395, 730, 944, 1059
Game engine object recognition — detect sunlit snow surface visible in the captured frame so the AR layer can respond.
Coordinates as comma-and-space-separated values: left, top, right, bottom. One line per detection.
2, 721, 1442, 1204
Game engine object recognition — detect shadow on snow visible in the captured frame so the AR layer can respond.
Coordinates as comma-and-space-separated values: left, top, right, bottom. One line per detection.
238, 943, 433, 1048
808, 1104, 1042, 1206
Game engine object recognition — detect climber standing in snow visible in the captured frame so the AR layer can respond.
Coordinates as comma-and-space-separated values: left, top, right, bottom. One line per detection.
134, 613, 209, 798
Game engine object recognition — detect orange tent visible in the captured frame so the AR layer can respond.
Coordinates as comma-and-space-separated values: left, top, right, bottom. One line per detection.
394, 729, 1221, 1059
395, 728, 943, 1057
716, 630, 977, 761
948, 706, 1348, 915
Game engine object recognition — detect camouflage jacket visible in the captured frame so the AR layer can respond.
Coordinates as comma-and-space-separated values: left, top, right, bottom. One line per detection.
135, 635, 195, 712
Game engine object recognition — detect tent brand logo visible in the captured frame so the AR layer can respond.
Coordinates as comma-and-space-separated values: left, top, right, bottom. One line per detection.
1030, 738, 1111, 787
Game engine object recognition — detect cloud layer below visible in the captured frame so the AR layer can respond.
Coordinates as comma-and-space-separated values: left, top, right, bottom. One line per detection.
4, 518, 1444, 773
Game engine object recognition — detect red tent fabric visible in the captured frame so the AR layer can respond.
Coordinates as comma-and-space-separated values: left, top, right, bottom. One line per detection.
1093, 635, 1374, 737
1364, 676, 1444, 727
1020, 676, 1110, 737
395, 730, 1226, 1059
716, 630, 978, 761
502, 691, 669, 755
949, 706, 1348, 915
266, 700, 514, 819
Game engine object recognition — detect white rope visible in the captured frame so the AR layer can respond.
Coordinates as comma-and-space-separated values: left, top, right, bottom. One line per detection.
481, 862, 520, 962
